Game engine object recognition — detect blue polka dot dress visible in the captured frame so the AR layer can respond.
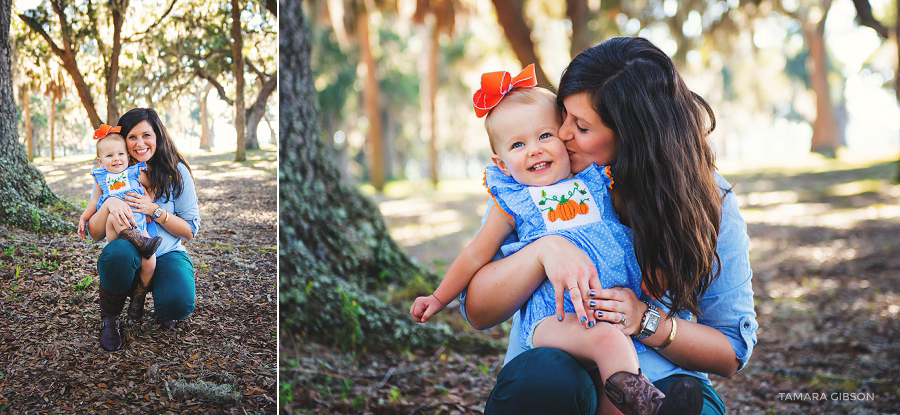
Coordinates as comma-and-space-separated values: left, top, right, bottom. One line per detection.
484, 163, 645, 353
91, 161, 155, 236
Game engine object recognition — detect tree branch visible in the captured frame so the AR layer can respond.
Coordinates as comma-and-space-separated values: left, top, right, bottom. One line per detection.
185, 49, 231, 61
246, 60, 265, 79
851, 0, 890, 38
123, 0, 179, 43
17, 14, 66, 59
195, 71, 234, 105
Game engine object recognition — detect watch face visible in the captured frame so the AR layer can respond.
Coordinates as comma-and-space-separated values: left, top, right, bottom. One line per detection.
646, 314, 660, 332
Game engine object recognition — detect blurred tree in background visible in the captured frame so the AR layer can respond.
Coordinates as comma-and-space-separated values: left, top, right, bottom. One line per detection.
10, 0, 277, 161
307, 0, 900, 189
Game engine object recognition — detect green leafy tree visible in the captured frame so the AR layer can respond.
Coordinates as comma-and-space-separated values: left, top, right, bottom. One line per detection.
1, 0, 74, 233
17, 0, 175, 128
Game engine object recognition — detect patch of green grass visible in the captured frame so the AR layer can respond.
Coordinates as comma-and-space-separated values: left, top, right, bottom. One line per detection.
388, 387, 402, 404
73, 276, 93, 292
279, 382, 293, 404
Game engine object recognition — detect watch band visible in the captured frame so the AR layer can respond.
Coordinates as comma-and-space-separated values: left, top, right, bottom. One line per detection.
632, 301, 660, 340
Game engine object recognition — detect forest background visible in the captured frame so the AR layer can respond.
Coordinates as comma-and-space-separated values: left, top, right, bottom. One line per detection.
1, 0, 279, 412
282, 0, 900, 414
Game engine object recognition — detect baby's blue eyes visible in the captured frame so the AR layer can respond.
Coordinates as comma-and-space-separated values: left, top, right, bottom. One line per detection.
540, 133, 551, 139
511, 142, 524, 149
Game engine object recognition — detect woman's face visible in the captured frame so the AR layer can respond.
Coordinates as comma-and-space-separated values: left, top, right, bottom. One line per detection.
125, 120, 157, 163
559, 92, 617, 172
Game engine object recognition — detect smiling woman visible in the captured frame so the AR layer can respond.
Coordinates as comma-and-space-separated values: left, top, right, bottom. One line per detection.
85, 107, 201, 352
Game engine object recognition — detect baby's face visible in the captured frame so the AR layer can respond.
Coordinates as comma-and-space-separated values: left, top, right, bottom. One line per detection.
490, 101, 571, 186
96, 138, 129, 173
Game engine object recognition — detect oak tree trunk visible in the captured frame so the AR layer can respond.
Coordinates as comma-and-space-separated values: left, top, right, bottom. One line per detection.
357, 12, 385, 191
278, 0, 500, 353
199, 84, 212, 150
566, 0, 591, 57
419, 15, 439, 186
232, 0, 246, 161
105, 0, 127, 125
244, 73, 277, 150
1, 0, 74, 233
490, 0, 553, 89
803, 16, 839, 157
49, 95, 55, 160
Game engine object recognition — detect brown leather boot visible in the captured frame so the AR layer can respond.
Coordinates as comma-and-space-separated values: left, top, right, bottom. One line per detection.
604, 370, 702, 415
117, 227, 161, 259
127, 280, 149, 320
98, 286, 128, 351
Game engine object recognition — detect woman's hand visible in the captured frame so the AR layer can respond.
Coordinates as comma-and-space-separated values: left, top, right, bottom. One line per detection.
587, 286, 646, 336
123, 191, 155, 218
102, 197, 137, 229
538, 235, 601, 327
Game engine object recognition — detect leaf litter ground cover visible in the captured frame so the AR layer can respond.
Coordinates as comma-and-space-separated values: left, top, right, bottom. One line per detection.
282, 156, 900, 414
1, 150, 277, 414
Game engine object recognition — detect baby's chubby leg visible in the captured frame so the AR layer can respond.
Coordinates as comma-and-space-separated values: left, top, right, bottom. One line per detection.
533, 316, 639, 415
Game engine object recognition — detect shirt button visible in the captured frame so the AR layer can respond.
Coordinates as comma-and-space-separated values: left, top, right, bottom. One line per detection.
743, 322, 750, 328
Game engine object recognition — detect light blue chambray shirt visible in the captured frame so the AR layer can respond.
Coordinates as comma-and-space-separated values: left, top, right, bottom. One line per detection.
459, 173, 758, 385
91, 162, 201, 257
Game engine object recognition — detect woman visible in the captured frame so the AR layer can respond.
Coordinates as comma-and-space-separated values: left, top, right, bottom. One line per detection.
461, 37, 758, 414
88, 108, 201, 351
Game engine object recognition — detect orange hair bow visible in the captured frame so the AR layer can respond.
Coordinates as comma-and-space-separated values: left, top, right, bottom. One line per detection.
93, 124, 121, 140
472, 63, 537, 118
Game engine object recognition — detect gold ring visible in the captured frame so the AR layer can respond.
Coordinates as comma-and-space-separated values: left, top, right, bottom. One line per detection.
567, 286, 578, 291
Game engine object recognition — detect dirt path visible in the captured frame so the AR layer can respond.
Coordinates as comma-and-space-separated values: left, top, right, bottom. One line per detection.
1, 150, 277, 414
282, 157, 900, 414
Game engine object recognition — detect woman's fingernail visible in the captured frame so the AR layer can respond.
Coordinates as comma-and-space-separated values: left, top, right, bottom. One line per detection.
589, 301, 596, 307
588, 320, 595, 328
557, 315, 563, 322
597, 311, 603, 318
580, 316, 587, 323
588, 290, 595, 297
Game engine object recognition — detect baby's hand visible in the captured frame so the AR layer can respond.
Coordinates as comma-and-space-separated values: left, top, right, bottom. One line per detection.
77, 218, 86, 240
409, 295, 444, 323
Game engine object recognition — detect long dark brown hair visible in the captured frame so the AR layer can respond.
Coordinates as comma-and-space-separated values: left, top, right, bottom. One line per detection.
558, 37, 723, 317
118, 108, 194, 202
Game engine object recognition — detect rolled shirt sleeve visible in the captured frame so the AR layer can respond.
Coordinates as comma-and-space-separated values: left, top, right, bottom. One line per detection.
695, 174, 758, 371
172, 162, 201, 238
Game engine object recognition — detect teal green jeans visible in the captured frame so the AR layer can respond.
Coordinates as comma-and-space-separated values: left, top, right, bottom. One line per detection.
98, 239, 195, 320
485, 348, 726, 415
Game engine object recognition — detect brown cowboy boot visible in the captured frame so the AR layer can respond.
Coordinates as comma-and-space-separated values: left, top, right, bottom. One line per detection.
117, 227, 161, 259
98, 286, 128, 351
604, 369, 702, 415
127, 280, 149, 320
